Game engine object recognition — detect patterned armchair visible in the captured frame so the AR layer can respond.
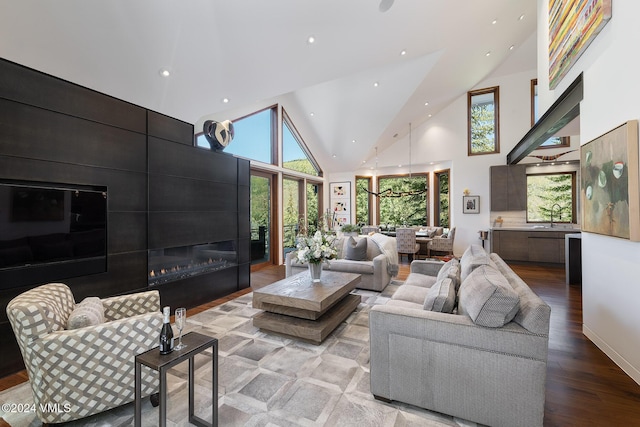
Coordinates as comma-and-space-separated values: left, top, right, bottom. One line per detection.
396, 227, 420, 262
6, 283, 163, 424
428, 227, 456, 255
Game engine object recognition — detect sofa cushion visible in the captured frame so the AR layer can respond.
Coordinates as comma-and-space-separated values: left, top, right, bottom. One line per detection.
67, 297, 104, 330
436, 258, 460, 290
345, 236, 367, 261
391, 284, 430, 305
404, 272, 438, 288
460, 244, 490, 282
458, 265, 520, 327
385, 299, 424, 310
423, 277, 456, 313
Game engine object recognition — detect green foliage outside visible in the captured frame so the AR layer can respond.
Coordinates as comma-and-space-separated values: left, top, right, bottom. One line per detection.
437, 172, 450, 227
378, 176, 428, 226
470, 103, 496, 154
356, 177, 370, 225
250, 175, 270, 239
527, 174, 573, 222
282, 178, 300, 248
306, 183, 319, 233
283, 158, 318, 176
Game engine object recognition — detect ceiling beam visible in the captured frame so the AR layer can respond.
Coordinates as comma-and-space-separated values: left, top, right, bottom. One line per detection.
507, 73, 583, 165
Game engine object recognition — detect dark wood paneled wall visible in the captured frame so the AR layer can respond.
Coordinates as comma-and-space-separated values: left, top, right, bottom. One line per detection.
0, 58, 249, 376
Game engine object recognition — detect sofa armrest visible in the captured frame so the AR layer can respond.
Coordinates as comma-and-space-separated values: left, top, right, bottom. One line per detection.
409, 259, 443, 276
372, 253, 391, 289
101, 290, 160, 321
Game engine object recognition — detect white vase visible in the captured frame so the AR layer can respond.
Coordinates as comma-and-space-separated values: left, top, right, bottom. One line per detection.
308, 262, 322, 282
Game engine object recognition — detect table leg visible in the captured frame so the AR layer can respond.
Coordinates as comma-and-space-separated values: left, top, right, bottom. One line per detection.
159, 367, 167, 427
212, 341, 218, 427
189, 355, 195, 423
134, 361, 141, 427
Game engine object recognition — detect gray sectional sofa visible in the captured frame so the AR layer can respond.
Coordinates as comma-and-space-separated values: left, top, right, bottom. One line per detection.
285, 234, 397, 291
370, 244, 551, 427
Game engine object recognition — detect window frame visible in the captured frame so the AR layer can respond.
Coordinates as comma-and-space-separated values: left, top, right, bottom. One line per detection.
467, 86, 500, 156
530, 79, 570, 149
526, 171, 577, 223
281, 108, 322, 177
433, 169, 450, 228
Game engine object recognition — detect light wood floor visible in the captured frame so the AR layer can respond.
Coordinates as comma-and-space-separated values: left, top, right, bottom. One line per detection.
2, 261, 640, 426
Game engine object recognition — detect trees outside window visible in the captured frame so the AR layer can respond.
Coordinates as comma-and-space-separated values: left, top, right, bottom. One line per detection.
468, 87, 500, 155
377, 175, 428, 226
434, 170, 450, 227
527, 172, 576, 223
355, 176, 372, 225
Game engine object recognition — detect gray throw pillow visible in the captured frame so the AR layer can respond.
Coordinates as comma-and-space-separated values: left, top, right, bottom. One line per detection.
67, 297, 105, 330
423, 277, 456, 313
458, 265, 520, 327
436, 258, 460, 290
345, 236, 367, 261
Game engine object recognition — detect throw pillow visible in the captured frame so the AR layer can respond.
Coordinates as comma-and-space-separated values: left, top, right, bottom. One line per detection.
459, 244, 490, 282
458, 265, 520, 327
423, 277, 456, 313
345, 236, 367, 261
67, 297, 105, 330
436, 258, 461, 290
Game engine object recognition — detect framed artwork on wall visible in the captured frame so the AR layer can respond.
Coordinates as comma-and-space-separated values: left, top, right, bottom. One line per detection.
463, 195, 480, 214
330, 182, 351, 225
581, 120, 640, 241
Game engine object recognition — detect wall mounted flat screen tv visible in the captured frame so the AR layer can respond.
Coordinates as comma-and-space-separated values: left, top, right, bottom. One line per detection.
0, 180, 107, 289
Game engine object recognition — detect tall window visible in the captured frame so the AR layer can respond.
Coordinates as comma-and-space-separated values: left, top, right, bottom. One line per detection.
531, 79, 569, 148
434, 170, 450, 227
250, 173, 272, 265
282, 177, 301, 256
377, 175, 428, 226
468, 87, 500, 155
527, 172, 576, 223
196, 107, 276, 164
306, 182, 321, 233
355, 176, 372, 225
282, 111, 320, 176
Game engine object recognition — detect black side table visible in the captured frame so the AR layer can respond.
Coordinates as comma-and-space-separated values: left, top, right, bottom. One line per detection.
135, 331, 218, 427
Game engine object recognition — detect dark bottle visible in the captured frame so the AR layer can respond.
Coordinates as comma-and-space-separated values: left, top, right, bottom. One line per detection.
159, 306, 174, 355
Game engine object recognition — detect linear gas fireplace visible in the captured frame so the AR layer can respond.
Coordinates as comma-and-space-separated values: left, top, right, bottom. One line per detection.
148, 241, 237, 286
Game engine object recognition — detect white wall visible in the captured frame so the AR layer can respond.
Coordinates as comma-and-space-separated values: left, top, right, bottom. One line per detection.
329, 67, 537, 256
537, 0, 640, 385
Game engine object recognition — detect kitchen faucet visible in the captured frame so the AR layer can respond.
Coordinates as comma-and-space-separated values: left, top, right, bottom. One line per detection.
550, 203, 562, 228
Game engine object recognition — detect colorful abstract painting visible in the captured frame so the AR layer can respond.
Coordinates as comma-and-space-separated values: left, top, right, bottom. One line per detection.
581, 121, 640, 240
549, 0, 612, 89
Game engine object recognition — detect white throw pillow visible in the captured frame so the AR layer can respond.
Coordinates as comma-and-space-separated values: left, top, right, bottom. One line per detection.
67, 297, 105, 330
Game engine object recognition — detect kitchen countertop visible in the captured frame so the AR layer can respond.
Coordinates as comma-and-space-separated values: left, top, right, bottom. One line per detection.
490, 226, 580, 232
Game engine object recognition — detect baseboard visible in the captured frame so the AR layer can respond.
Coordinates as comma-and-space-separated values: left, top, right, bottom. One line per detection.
583, 324, 640, 386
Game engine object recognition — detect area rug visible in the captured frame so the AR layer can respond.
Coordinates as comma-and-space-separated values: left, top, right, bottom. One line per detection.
0, 283, 477, 427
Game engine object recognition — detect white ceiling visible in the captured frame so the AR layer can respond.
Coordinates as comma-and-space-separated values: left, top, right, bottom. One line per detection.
0, 0, 537, 173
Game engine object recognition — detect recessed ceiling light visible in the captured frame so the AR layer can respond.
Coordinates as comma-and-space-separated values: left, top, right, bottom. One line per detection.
428, 114, 432, 118
222, 98, 229, 103
373, 81, 379, 87
352, 139, 356, 143
509, 45, 515, 50
362, 160, 366, 164
424, 101, 429, 106
332, 154, 337, 158
492, 19, 497, 25
307, 35, 316, 44
519, 14, 525, 21
486, 51, 491, 57
309, 112, 315, 117
400, 50, 407, 56
159, 68, 171, 77
398, 164, 402, 168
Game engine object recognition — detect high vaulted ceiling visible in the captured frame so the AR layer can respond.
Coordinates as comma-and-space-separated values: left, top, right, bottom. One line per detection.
0, 0, 537, 173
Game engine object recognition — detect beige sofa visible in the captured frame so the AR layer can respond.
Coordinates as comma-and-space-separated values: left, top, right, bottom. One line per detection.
369, 244, 551, 427
285, 234, 397, 291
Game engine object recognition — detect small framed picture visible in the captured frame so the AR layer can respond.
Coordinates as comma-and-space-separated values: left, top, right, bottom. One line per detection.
463, 195, 480, 214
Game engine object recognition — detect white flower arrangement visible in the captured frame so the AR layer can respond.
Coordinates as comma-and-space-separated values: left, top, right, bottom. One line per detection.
296, 230, 338, 265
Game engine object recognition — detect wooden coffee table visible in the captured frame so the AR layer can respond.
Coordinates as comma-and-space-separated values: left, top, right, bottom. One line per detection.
252, 270, 361, 344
